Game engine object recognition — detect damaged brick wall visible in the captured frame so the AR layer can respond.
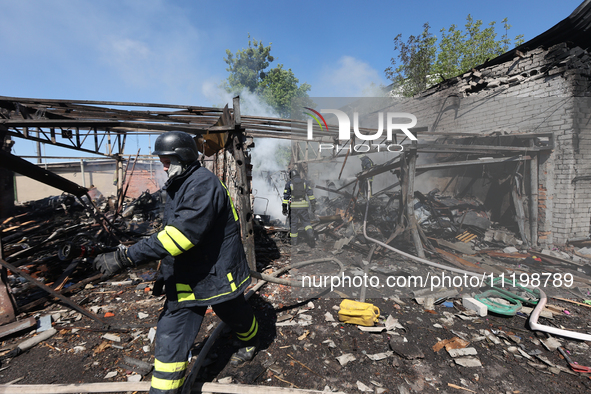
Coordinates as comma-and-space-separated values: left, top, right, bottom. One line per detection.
412, 42, 591, 245
123, 170, 161, 199
366, 42, 591, 245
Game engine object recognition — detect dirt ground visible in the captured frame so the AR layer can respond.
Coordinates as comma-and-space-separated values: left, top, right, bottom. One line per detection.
1, 231, 591, 394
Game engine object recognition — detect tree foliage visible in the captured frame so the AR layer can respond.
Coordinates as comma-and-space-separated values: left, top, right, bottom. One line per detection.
385, 23, 437, 97
385, 16, 524, 97
223, 35, 311, 118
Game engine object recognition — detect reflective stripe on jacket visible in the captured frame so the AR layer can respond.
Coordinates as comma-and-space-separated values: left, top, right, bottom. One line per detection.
128, 161, 250, 311
283, 176, 315, 209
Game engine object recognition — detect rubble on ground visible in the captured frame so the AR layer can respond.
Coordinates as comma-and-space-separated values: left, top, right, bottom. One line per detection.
1, 189, 591, 393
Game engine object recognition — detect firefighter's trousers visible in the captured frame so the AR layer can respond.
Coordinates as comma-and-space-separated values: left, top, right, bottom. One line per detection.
289, 207, 314, 245
149, 293, 258, 393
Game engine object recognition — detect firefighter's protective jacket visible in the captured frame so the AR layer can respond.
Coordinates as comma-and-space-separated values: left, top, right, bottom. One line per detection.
360, 156, 374, 172
127, 161, 250, 311
282, 176, 315, 209
360, 155, 375, 182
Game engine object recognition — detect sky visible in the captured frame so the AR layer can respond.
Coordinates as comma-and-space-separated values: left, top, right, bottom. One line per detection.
1, 0, 585, 160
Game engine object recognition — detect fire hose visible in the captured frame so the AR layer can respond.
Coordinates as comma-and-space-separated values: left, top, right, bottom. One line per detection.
249, 257, 344, 287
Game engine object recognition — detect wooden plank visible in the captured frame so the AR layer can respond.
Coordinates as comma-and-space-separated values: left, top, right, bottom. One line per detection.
480, 251, 529, 259
357, 157, 401, 180
1, 213, 28, 225
1, 220, 36, 233
568, 239, 591, 248
5, 130, 117, 158
0, 317, 36, 340
194, 381, 338, 394
0, 382, 339, 393
0, 258, 108, 327
418, 143, 541, 152
552, 297, 591, 308
19, 273, 103, 313
406, 145, 424, 258
398, 152, 408, 229
433, 238, 476, 255
529, 148, 539, 245
232, 96, 241, 126
413, 155, 531, 172
0, 95, 222, 110
315, 185, 352, 198
0, 382, 151, 393
511, 176, 530, 248
435, 247, 485, 272
231, 128, 256, 271
208, 125, 236, 132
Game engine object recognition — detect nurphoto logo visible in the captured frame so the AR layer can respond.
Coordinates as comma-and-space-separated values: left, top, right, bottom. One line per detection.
303, 107, 417, 153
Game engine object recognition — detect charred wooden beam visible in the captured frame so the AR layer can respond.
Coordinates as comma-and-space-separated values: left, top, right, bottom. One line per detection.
356, 156, 402, 180
315, 185, 354, 198
19, 273, 103, 313
529, 143, 539, 246
0, 317, 35, 340
232, 97, 256, 271
0, 126, 16, 218
406, 143, 425, 258
417, 143, 543, 152
415, 155, 531, 171
0, 149, 88, 196
512, 175, 531, 248
0, 258, 108, 327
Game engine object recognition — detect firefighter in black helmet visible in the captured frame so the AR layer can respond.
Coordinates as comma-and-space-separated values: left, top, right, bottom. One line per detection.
282, 168, 316, 247
93, 131, 259, 394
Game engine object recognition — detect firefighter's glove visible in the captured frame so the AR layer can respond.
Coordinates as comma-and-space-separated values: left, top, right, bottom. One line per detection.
93, 245, 134, 278
311, 201, 317, 214
152, 275, 165, 297
282, 204, 288, 216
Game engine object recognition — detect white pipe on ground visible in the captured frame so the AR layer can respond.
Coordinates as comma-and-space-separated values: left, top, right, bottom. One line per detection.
529, 288, 591, 342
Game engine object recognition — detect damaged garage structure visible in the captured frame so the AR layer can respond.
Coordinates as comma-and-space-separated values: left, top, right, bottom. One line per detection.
0, 97, 266, 270
294, 0, 591, 250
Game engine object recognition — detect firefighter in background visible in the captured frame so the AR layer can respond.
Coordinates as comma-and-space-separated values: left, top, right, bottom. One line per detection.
359, 154, 374, 198
93, 131, 258, 394
282, 169, 316, 247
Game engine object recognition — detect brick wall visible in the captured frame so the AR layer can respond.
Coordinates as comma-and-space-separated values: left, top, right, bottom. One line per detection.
379, 43, 591, 245
122, 169, 162, 199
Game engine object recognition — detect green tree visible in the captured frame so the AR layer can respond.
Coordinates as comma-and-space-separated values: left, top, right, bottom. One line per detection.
258, 64, 312, 118
223, 35, 311, 118
223, 35, 274, 93
385, 23, 437, 97
386, 16, 524, 97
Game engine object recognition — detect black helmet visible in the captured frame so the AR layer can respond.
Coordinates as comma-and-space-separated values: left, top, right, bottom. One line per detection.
153, 131, 199, 163
290, 169, 300, 178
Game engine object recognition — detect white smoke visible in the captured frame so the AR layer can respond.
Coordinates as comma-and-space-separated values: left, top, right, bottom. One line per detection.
203, 81, 290, 222
202, 80, 278, 117
315, 56, 388, 97
251, 138, 290, 221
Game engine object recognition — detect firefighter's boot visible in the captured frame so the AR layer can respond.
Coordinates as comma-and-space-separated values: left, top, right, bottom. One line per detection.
230, 336, 259, 367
